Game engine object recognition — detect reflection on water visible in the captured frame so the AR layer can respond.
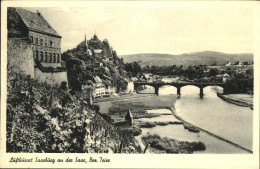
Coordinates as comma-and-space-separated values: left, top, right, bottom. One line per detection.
175, 86, 253, 150
138, 84, 253, 153
141, 125, 246, 154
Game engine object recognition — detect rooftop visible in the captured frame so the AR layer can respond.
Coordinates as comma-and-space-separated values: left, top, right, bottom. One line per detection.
15, 8, 61, 38
94, 49, 102, 54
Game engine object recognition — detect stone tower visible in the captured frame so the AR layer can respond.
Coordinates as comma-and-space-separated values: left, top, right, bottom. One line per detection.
85, 33, 88, 49
84, 34, 92, 56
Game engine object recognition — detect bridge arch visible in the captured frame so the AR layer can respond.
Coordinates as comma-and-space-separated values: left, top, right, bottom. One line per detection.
134, 84, 156, 94
203, 85, 224, 94
158, 85, 177, 95
180, 85, 201, 95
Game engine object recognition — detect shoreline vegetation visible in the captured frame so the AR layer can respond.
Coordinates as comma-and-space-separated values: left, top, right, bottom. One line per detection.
142, 134, 205, 154
217, 93, 253, 109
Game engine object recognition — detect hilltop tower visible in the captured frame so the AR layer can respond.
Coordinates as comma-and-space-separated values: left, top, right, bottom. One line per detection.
85, 33, 88, 48
84, 34, 92, 56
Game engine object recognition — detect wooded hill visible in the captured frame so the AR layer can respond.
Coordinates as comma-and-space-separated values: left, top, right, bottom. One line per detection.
120, 51, 253, 66
62, 35, 130, 91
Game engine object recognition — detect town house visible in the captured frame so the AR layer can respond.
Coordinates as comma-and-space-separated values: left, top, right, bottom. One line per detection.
8, 8, 67, 84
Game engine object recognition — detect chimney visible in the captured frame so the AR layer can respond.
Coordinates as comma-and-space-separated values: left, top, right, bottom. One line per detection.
36, 10, 41, 16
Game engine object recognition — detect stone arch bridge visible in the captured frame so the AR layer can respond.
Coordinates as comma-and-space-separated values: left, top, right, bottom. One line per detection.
133, 82, 227, 98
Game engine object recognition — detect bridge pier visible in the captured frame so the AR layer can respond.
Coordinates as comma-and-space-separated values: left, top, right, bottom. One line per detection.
199, 87, 204, 98
134, 85, 138, 91
155, 87, 159, 95
177, 87, 181, 96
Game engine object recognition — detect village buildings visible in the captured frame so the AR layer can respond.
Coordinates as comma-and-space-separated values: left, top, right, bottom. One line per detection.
226, 62, 231, 66
234, 61, 242, 66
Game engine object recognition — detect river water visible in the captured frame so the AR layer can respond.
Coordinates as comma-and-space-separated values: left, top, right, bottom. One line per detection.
139, 85, 253, 154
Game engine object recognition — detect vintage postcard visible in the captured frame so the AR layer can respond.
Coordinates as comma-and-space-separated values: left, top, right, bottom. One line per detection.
1, 1, 259, 168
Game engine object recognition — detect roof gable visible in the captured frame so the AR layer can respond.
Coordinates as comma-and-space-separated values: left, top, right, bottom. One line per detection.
15, 8, 61, 37
93, 76, 102, 83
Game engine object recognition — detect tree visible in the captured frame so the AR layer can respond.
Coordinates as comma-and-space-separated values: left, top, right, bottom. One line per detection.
209, 68, 219, 77
211, 62, 218, 66
124, 62, 141, 76
142, 65, 150, 72
225, 72, 253, 94
66, 58, 86, 91
185, 66, 197, 79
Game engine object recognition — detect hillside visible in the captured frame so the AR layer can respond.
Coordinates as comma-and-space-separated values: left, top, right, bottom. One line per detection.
62, 34, 129, 91
120, 51, 253, 66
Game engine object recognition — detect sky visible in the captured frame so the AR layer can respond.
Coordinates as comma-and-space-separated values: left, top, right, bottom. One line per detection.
25, 3, 254, 55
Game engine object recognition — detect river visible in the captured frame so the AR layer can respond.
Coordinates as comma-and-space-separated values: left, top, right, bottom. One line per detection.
138, 84, 253, 153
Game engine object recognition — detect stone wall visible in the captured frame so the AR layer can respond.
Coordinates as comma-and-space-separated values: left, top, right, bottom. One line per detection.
34, 68, 68, 85
41, 62, 62, 68
7, 38, 35, 77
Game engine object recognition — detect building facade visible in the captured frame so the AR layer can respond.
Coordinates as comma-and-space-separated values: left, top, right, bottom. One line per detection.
93, 76, 105, 97
7, 8, 67, 85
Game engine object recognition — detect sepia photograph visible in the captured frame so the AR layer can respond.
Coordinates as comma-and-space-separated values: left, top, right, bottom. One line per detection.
1, 0, 259, 168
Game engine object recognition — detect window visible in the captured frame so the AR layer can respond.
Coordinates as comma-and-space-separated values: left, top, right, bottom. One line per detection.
53, 53, 56, 62
45, 42, 47, 46
30, 36, 33, 43
57, 54, 60, 63
50, 41, 53, 47
45, 52, 48, 62
36, 38, 39, 45
40, 39, 43, 45
35, 51, 39, 61
40, 52, 43, 61
49, 53, 52, 62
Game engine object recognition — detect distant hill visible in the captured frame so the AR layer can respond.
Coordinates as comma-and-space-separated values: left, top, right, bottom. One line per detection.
120, 51, 253, 66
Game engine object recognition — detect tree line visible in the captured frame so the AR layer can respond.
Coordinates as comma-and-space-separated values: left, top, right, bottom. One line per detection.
125, 62, 254, 94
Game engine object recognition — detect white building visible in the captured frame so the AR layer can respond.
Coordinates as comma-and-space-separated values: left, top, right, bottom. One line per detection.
216, 73, 230, 83
93, 76, 105, 97
122, 78, 134, 93
93, 49, 102, 57
235, 61, 242, 66
222, 73, 230, 83
127, 81, 134, 93
103, 80, 115, 96
226, 62, 231, 66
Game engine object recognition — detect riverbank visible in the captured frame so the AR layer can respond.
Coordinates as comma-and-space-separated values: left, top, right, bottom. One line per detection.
170, 107, 253, 153
96, 90, 252, 154
98, 94, 211, 153
97, 94, 178, 121
217, 93, 253, 108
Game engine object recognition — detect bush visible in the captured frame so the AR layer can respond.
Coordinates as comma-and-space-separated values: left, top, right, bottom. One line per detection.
91, 104, 100, 113
139, 121, 156, 128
